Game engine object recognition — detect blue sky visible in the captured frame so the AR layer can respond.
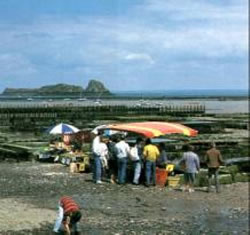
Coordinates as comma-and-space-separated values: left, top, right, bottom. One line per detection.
0, 0, 248, 92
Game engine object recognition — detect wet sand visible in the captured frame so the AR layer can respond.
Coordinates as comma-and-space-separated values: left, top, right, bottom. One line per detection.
0, 162, 249, 234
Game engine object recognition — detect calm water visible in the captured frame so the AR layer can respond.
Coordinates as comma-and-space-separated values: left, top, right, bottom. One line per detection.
0, 98, 248, 114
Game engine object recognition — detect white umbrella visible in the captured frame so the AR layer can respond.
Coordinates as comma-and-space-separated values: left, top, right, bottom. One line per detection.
48, 123, 80, 135
92, 125, 126, 136
91, 125, 107, 135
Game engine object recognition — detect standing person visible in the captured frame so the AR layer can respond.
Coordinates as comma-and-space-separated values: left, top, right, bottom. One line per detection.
115, 135, 130, 185
179, 145, 200, 193
53, 196, 82, 235
205, 142, 224, 193
107, 136, 118, 184
99, 136, 109, 180
91, 131, 102, 184
130, 137, 143, 185
143, 138, 160, 187
156, 142, 168, 168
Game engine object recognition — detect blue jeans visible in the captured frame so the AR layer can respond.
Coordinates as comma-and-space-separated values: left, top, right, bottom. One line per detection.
145, 160, 156, 185
93, 154, 102, 182
133, 160, 141, 184
117, 157, 128, 184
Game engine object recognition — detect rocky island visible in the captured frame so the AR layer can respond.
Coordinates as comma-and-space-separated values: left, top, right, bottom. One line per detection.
1, 79, 112, 97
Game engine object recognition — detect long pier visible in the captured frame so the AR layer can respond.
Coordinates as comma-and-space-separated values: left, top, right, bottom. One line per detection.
0, 104, 205, 130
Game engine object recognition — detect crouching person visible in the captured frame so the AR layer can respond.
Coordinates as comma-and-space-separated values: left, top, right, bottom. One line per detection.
53, 196, 82, 235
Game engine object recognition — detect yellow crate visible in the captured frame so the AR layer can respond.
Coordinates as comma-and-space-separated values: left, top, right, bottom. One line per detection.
167, 176, 180, 187
78, 163, 85, 172
84, 156, 90, 165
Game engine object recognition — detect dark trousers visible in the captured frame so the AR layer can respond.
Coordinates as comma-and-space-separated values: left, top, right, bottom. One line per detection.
208, 168, 220, 192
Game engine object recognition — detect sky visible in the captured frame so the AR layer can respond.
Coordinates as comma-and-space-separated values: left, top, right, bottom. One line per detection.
0, 0, 248, 92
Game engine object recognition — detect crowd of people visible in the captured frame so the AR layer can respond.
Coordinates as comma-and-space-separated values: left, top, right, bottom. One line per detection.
92, 131, 165, 187
90, 131, 224, 190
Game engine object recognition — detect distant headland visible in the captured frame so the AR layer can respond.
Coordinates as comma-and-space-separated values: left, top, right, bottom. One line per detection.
1, 80, 112, 97
0, 81, 247, 100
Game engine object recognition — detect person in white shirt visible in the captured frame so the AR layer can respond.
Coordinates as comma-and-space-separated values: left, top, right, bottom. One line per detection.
99, 137, 109, 171
92, 131, 101, 156
129, 137, 143, 185
92, 131, 103, 184
115, 135, 130, 184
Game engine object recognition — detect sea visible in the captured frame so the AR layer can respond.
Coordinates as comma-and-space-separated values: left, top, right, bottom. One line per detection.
0, 89, 248, 114
114, 89, 248, 97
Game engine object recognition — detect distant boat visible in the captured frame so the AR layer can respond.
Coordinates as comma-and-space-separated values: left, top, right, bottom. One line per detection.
139, 99, 145, 103
48, 99, 53, 102
94, 99, 102, 105
27, 97, 33, 101
78, 97, 87, 101
64, 98, 71, 101
94, 91, 104, 105
78, 90, 87, 101
155, 102, 163, 106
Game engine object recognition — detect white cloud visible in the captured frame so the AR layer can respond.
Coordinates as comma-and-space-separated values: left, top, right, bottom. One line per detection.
0, 0, 247, 90
142, 0, 247, 22
124, 53, 155, 64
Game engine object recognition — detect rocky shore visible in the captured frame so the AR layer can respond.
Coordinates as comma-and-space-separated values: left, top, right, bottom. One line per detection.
0, 101, 248, 235
0, 162, 249, 235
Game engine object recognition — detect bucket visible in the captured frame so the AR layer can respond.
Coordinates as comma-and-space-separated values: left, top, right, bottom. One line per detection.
156, 168, 168, 187
167, 175, 180, 188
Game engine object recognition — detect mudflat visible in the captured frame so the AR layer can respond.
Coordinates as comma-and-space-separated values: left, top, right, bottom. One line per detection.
0, 162, 249, 235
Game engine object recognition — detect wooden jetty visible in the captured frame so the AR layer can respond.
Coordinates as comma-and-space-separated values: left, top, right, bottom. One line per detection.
0, 104, 205, 130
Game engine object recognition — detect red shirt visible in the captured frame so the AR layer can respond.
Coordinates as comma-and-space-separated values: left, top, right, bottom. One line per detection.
60, 196, 80, 215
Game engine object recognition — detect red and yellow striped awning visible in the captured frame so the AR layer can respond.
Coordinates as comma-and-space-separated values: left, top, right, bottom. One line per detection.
105, 121, 198, 138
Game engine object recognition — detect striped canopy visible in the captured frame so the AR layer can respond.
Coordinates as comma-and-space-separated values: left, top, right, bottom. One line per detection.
48, 123, 80, 134
104, 121, 198, 138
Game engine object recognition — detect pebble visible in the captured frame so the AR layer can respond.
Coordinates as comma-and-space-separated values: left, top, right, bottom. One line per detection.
136, 197, 141, 202
1, 162, 248, 234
